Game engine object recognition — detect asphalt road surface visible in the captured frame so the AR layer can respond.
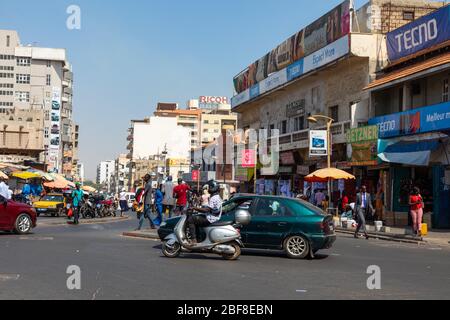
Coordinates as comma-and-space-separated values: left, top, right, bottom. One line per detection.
1, 214, 450, 300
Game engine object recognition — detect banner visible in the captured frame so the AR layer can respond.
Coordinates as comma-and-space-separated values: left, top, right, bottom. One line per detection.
387, 5, 450, 62
48, 87, 62, 172
369, 101, 450, 138
309, 130, 328, 156
346, 126, 379, 166
303, 35, 350, 73
241, 149, 256, 168
233, 0, 351, 94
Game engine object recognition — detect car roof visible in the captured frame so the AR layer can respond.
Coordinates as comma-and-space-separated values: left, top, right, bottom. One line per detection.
232, 194, 297, 201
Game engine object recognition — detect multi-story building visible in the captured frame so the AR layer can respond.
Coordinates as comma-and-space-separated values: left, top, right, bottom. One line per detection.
111, 154, 130, 194
230, 0, 443, 196
96, 160, 115, 193
364, 4, 450, 229
0, 30, 76, 174
75, 163, 85, 183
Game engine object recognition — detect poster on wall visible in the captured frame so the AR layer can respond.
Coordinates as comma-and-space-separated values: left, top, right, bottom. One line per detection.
48, 87, 62, 172
346, 125, 379, 166
309, 130, 328, 157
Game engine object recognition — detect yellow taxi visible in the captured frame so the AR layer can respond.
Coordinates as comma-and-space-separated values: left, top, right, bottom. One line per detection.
33, 194, 67, 217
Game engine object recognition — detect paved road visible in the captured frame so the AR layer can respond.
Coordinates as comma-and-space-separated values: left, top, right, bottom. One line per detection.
1, 214, 450, 300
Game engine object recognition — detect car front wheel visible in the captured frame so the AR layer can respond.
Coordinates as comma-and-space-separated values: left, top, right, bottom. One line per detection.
14, 214, 33, 235
284, 235, 310, 259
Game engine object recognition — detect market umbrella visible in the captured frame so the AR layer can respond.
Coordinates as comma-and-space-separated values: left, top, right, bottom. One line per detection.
305, 168, 356, 182
11, 171, 42, 180
27, 169, 54, 181
82, 185, 97, 193
44, 174, 75, 189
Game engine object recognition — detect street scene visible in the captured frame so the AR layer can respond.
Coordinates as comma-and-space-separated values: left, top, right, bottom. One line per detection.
1, 0, 450, 302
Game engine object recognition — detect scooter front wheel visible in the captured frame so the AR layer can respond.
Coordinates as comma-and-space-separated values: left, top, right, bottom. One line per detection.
162, 241, 181, 258
222, 243, 241, 261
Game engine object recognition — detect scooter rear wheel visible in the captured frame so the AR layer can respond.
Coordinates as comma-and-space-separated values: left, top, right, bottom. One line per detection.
222, 243, 241, 261
162, 241, 181, 258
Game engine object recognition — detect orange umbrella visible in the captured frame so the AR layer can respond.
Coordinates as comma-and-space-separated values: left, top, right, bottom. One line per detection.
305, 168, 355, 182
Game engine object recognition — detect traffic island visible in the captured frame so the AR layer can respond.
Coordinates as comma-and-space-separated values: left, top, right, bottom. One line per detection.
122, 229, 159, 240
38, 215, 130, 227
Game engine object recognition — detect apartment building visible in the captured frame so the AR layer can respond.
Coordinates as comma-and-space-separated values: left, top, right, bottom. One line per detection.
110, 154, 130, 194
96, 160, 115, 192
0, 29, 76, 174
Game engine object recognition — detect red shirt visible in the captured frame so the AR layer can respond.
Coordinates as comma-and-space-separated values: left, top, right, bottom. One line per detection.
342, 196, 349, 210
173, 184, 190, 206
410, 195, 423, 211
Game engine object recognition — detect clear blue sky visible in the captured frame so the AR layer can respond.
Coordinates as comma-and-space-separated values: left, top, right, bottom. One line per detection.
0, 0, 367, 180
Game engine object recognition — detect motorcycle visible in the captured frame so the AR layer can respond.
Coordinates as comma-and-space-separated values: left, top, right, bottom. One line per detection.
80, 197, 97, 219
161, 208, 251, 261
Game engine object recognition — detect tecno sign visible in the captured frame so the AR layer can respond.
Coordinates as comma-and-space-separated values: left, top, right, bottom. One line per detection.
199, 96, 228, 104
394, 19, 438, 53
387, 6, 450, 61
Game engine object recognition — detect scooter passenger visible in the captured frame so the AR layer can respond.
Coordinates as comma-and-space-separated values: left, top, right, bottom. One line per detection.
187, 180, 223, 245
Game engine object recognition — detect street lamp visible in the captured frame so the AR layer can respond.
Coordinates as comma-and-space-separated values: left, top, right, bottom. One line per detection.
308, 115, 335, 207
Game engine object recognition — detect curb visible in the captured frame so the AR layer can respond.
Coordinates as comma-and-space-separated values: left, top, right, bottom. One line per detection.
122, 231, 159, 240
336, 228, 424, 245
38, 216, 131, 227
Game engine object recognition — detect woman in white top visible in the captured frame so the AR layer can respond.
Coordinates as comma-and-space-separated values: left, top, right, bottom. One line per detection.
201, 189, 210, 208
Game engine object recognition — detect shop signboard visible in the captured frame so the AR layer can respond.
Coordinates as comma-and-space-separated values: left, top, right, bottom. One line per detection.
259, 69, 288, 95
191, 170, 200, 182
48, 86, 62, 172
287, 59, 304, 81
309, 130, 328, 156
249, 84, 260, 99
387, 5, 450, 62
241, 149, 256, 168
303, 35, 350, 73
297, 165, 310, 175
280, 151, 295, 165
286, 99, 306, 118
233, 0, 350, 95
369, 101, 450, 138
346, 125, 379, 166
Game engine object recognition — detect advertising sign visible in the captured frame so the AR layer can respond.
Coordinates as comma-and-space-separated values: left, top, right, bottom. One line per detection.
309, 130, 328, 156
233, 0, 351, 94
191, 170, 200, 181
303, 35, 350, 73
387, 5, 450, 62
280, 152, 295, 165
297, 165, 310, 175
369, 101, 450, 138
346, 126, 379, 166
259, 69, 288, 94
286, 99, 306, 118
241, 149, 256, 168
48, 87, 62, 172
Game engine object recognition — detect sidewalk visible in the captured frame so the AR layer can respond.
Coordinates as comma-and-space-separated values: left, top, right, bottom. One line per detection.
335, 218, 450, 247
122, 229, 159, 240
38, 215, 130, 227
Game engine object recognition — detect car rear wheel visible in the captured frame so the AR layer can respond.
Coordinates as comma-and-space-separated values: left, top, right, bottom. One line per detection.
284, 235, 310, 259
14, 214, 33, 235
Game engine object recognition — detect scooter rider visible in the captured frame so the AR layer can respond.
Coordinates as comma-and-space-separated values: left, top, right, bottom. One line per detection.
187, 180, 222, 245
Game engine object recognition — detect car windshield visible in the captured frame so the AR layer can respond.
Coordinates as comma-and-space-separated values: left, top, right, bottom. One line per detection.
43, 195, 64, 202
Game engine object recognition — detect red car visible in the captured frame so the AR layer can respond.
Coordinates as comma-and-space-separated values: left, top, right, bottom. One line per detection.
0, 199, 37, 234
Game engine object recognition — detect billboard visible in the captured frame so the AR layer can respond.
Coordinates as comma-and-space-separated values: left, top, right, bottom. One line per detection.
346, 126, 379, 166
48, 87, 62, 172
198, 96, 229, 110
233, 0, 350, 94
387, 5, 450, 62
309, 130, 328, 156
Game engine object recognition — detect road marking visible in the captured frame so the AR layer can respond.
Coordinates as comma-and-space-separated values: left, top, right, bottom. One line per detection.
428, 248, 442, 251
296, 290, 308, 293
330, 253, 341, 256
19, 236, 54, 241
0, 274, 20, 281
92, 287, 101, 300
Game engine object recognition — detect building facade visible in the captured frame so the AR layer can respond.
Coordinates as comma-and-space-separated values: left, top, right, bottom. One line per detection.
96, 160, 115, 193
0, 30, 77, 175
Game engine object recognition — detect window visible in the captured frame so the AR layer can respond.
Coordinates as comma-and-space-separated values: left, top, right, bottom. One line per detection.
222, 198, 254, 216
329, 105, 339, 122
16, 57, 31, 66
0, 73, 14, 78
46, 74, 51, 86
0, 66, 14, 71
443, 79, 449, 103
293, 116, 305, 132
45, 110, 50, 121
16, 74, 30, 84
6, 35, 10, 47
214, 129, 219, 133
44, 127, 49, 138
15, 91, 30, 102
254, 198, 291, 217
0, 102, 13, 107
0, 83, 13, 88
203, 129, 208, 133
204, 120, 209, 124
312, 86, 320, 105
281, 120, 288, 134
0, 90, 13, 96
403, 11, 415, 21
47, 60, 51, 68
214, 120, 220, 125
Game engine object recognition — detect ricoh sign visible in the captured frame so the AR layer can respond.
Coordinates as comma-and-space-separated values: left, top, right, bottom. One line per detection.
199, 96, 229, 105
387, 5, 450, 61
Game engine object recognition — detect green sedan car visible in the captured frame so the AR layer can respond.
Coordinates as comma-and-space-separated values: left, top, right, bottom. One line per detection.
158, 195, 336, 259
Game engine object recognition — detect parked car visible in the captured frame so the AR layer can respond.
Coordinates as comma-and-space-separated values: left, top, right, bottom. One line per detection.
0, 198, 37, 234
158, 195, 336, 259
33, 193, 66, 217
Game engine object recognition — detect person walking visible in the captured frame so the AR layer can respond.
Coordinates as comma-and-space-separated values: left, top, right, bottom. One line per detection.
354, 186, 374, 239
0, 176, 12, 201
71, 183, 84, 225
315, 189, 325, 209
409, 187, 424, 236
118, 188, 128, 217
173, 178, 191, 215
136, 174, 155, 231
162, 176, 175, 219
155, 184, 164, 226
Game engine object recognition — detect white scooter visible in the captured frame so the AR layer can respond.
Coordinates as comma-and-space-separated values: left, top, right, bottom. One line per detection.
161, 208, 251, 260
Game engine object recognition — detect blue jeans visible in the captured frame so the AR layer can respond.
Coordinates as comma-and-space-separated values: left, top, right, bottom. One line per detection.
138, 204, 155, 230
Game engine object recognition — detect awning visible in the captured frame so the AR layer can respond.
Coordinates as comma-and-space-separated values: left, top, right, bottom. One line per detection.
364, 52, 450, 91
378, 133, 448, 166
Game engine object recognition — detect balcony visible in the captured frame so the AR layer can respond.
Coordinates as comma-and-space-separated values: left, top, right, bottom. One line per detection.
127, 142, 133, 151
275, 121, 351, 152
61, 96, 69, 103
127, 134, 133, 141
62, 80, 70, 88
64, 87, 73, 95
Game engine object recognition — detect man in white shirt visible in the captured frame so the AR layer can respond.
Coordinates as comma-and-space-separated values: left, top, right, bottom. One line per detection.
118, 188, 128, 217
0, 177, 12, 201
